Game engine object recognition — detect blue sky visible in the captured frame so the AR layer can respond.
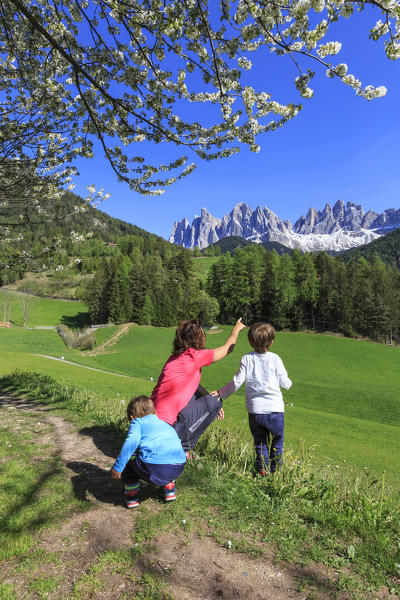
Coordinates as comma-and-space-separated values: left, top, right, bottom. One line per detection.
72, 9, 400, 241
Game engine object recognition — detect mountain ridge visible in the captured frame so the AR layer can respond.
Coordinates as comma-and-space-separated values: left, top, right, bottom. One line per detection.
171, 200, 400, 252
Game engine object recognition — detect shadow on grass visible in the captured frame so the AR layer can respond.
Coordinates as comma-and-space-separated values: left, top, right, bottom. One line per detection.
67, 461, 123, 506
0, 383, 60, 413
60, 312, 91, 329
75, 424, 166, 505
79, 425, 121, 460
68, 461, 162, 506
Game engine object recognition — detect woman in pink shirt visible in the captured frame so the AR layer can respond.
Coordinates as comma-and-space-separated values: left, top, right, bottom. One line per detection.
151, 318, 245, 451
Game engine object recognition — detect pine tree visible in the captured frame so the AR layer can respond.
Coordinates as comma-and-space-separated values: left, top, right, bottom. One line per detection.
260, 250, 281, 325
140, 294, 155, 326
293, 252, 318, 329
85, 267, 108, 324
107, 272, 122, 324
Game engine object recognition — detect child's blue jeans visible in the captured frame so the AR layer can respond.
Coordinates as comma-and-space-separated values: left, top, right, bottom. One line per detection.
122, 455, 184, 487
248, 412, 284, 473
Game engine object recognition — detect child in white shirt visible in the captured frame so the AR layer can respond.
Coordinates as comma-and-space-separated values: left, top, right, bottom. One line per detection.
217, 322, 292, 475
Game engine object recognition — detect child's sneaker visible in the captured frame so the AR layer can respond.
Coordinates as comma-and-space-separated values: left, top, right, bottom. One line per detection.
258, 469, 268, 477
163, 481, 176, 502
124, 484, 139, 508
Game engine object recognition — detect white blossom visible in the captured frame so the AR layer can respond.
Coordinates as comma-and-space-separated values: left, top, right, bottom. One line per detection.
238, 57, 253, 70
312, 0, 325, 12
317, 41, 342, 57
0, 0, 398, 265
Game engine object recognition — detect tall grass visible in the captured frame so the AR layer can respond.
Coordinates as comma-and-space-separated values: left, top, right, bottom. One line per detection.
0, 369, 127, 431
194, 428, 400, 593
198, 427, 397, 533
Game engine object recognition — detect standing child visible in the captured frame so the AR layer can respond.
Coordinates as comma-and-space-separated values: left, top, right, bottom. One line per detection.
110, 395, 186, 508
217, 323, 292, 475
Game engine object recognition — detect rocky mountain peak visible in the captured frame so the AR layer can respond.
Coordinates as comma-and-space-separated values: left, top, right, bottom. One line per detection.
170, 201, 400, 252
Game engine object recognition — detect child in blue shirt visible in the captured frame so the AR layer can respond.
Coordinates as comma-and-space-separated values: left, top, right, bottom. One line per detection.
110, 395, 186, 508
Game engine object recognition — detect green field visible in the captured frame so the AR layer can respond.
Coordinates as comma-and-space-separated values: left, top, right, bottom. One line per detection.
0, 290, 89, 328
192, 256, 219, 283
1, 293, 399, 488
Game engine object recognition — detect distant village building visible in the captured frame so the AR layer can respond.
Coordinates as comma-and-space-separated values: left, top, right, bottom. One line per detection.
0, 321, 12, 328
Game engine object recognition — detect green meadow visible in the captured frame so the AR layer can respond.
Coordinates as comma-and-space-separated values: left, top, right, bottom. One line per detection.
0, 290, 89, 328
191, 256, 219, 283
1, 293, 399, 488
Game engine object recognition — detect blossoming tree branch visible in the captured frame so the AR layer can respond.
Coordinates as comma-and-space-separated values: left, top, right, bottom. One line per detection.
0, 0, 399, 267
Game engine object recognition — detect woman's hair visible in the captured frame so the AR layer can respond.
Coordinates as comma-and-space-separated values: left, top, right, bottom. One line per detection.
172, 318, 206, 356
248, 322, 276, 353
127, 395, 156, 420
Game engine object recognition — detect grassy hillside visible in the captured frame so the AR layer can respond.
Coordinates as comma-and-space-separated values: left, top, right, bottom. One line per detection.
0, 290, 89, 328
1, 296, 399, 488
192, 256, 220, 284
0, 190, 171, 248
1, 294, 399, 599
4, 272, 93, 300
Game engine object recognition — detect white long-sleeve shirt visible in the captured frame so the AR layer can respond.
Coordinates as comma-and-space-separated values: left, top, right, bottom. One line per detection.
219, 351, 292, 414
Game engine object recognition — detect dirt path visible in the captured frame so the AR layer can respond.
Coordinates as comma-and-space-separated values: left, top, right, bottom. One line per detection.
0, 392, 319, 600
86, 323, 134, 356
33, 323, 138, 378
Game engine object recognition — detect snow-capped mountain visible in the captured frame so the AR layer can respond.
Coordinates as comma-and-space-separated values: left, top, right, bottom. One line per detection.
169, 200, 400, 252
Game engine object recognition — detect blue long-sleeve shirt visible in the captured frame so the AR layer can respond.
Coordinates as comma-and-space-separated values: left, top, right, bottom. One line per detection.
113, 414, 186, 472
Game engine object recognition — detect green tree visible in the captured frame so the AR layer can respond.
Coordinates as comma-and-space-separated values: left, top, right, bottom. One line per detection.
207, 252, 234, 323
260, 250, 281, 326
229, 249, 252, 321
85, 266, 108, 324
140, 294, 155, 326
116, 256, 133, 323
244, 246, 265, 320
153, 282, 178, 327
315, 252, 336, 331
107, 272, 122, 324
273, 253, 297, 329
196, 291, 220, 327
350, 258, 373, 338
331, 260, 353, 336
370, 255, 391, 341
293, 252, 318, 329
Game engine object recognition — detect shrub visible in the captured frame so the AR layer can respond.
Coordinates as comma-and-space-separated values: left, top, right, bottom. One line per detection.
56, 324, 96, 350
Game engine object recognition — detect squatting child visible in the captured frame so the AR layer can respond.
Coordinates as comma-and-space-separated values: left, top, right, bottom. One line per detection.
217, 323, 292, 475
110, 395, 186, 508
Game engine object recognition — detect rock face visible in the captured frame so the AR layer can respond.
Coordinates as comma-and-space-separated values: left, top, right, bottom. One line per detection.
170, 201, 400, 252
170, 209, 221, 249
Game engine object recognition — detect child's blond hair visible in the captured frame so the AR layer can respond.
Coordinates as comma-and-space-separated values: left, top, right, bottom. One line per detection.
127, 395, 156, 420
248, 322, 275, 353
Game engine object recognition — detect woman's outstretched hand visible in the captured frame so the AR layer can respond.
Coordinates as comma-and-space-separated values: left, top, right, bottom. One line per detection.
233, 318, 246, 334
212, 318, 246, 363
